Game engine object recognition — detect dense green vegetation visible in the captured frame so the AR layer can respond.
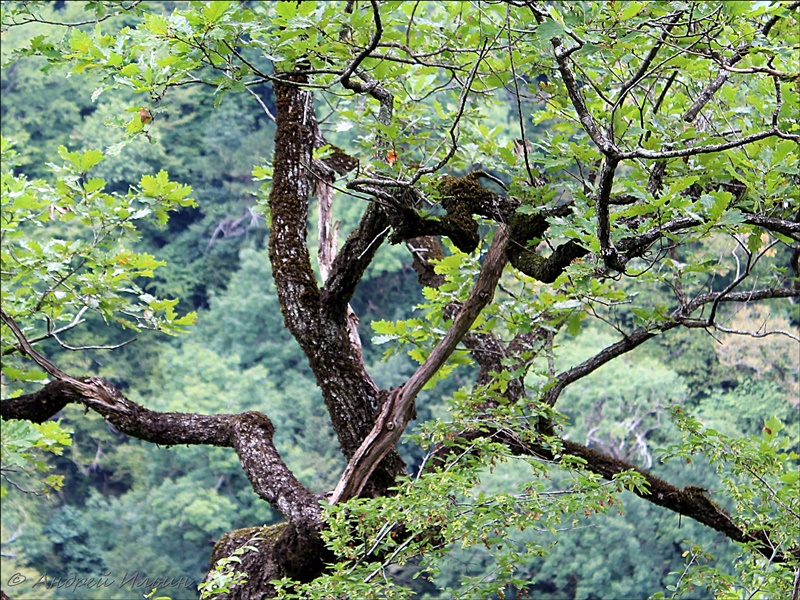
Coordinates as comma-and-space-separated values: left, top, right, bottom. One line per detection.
1, 2, 798, 599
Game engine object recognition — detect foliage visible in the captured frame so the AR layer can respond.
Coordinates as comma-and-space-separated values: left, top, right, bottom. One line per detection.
1, 1, 798, 599
198, 536, 261, 600
0, 137, 196, 370
0, 133, 196, 518
0, 538, 55, 600
0, 417, 71, 497
656, 410, 800, 599
712, 304, 799, 397
554, 328, 687, 466
277, 445, 653, 599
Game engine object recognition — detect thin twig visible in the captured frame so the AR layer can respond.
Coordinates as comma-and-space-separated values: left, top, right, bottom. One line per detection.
506, 6, 536, 186
51, 333, 137, 352
245, 85, 276, 121
408, 39, 489, 185
1, 1, 143, 30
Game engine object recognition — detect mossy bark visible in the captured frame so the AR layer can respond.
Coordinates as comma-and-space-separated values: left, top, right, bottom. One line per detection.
267, 76, 406, 495
206, 523, 331, 600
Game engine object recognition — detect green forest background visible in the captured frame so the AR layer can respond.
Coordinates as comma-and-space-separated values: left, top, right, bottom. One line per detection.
1, 3, 798, 599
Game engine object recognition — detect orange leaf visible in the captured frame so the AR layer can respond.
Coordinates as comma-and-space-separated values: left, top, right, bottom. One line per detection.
139, 107, 153, 125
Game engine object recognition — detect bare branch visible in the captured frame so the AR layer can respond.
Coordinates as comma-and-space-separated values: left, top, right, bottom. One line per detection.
1, 379, 322, 529
1, 1, 144, 31
1, 308, 116, 403
621, 128, 795, 161
717, 63, 800, 80
246, 85, 276, 122
330, 225, 510, 503
542, 286, 799, 407
51, 333, 136, 352
620, 216, 800, 258
714, 324, 800, 344
2, 307, 89, 356
552, 37, 617, 156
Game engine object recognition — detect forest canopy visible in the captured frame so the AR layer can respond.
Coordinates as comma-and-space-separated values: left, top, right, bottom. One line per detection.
1, 1, 798, 599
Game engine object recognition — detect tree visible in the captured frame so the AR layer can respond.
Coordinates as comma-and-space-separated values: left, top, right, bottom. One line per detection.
2, 1, 798, 598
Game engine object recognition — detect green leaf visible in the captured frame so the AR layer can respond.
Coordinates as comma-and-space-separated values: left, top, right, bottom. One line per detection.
536, 20, 565, 41
275, 2, 296, 20
57, 145, 81, 169
620, 2, 645, 21
566, 312, 584, 336
745, 232, 760, 253
203, 1, 232, 23
763, 416, 783, 437
68, 28, 93, 52
772, 139, 797, 165
665, 176, 699, 199
371, 320, 396, 335
144, 13, 169, 35
79, 149, 104, 171
118, 63, 140, 77
84, 178, 106, 193
719, 208, 745, 225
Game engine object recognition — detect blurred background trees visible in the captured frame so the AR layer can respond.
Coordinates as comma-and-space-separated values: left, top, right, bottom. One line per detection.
1, 2, 798, 599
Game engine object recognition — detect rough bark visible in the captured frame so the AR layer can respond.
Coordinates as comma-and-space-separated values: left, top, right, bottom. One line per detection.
1, 379, 323, 529
3, 6, 799, 596
267, 75, 406, 495
205, 523, 331, 599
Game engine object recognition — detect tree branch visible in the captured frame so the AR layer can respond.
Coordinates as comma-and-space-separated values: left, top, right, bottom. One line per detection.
1, 1, 144, 30
406, 234, 550, 406
619, 215, 800, 260
268, 75, 405, 494
683, 1, 799, 123
321, 202, 391, 320
621, 128, 793, 161
542, 286, 799, 407
613, 12, 683, 112
530, 3, 617, 157
337, 1, 394, 127
337, 0, 383, 86
330, 225, 511, 503
2, 307, 89, 356
444, 428, 798, 563
268, 76, 321, 341
408, 39, 488, 184
1, 380, 322, 529
595, 157, 624, 270
1, 309, 128, 414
